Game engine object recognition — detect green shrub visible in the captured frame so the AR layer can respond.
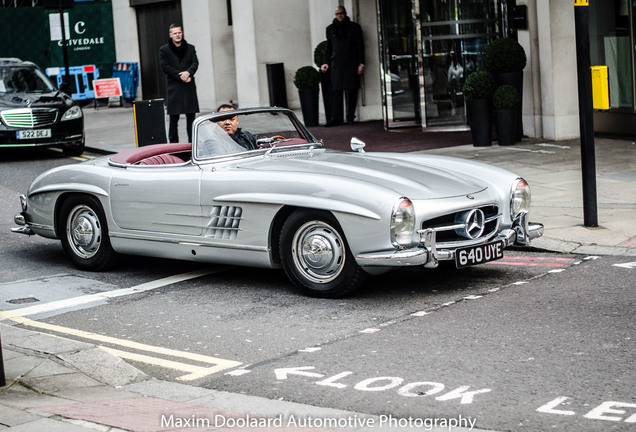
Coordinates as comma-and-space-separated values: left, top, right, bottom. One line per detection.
293, 66, 320, 90
314, 41, 327, 68
493, 85, 521, 110
482, 38, 527, 73
462, 71, 496, 100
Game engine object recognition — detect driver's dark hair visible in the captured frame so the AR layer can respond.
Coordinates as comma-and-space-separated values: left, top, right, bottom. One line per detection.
216, 103, 236, 111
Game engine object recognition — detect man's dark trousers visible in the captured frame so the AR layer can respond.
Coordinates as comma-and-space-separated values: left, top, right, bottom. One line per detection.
331, 88, 358, 124
169, 113, 195, 143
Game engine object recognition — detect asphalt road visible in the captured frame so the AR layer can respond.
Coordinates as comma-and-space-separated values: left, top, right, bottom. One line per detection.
2, 148, 635, 432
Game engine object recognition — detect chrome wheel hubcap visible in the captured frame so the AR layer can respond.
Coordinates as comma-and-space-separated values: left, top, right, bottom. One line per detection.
292, 221, 345, 283
67, 205, 102, 259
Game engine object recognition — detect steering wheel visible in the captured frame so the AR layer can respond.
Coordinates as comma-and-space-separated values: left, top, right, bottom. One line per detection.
271, 135, 286, 141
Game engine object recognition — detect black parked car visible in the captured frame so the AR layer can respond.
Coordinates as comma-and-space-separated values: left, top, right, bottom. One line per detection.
0, 58, 84, 156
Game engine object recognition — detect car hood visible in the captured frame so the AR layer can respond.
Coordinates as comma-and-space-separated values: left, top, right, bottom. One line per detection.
232, 150, 488, 199
0, 91, 69, 109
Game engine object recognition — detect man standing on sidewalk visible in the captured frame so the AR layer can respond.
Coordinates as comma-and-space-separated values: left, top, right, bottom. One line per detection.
159, 23, 199, 143
321, 5, 365, 126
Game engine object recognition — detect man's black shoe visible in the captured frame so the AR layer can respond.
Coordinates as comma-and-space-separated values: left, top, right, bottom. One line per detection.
324, 120, 342, 127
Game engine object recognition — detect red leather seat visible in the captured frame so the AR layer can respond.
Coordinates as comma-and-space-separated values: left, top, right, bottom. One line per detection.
138, 154, 184, 165
110, 142, 192, 165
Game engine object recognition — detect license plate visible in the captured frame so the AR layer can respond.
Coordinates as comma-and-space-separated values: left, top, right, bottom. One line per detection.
455, 240, 504, 268
17, 129, 51, 139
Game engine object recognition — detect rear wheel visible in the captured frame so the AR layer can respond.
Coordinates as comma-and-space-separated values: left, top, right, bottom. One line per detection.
59, 195, 119, 271
279, 210, 366, 298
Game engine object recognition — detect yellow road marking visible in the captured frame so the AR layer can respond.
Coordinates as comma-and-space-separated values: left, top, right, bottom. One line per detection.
0, 312, 242, 381
101, 347, 238, 381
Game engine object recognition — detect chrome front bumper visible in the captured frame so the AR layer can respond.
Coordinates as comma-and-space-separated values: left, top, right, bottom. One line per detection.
356, 216, 544, 269
12, 213, 35, 235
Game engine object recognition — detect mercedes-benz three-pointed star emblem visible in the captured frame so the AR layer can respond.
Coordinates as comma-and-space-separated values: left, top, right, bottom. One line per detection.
456, 209, 486, 239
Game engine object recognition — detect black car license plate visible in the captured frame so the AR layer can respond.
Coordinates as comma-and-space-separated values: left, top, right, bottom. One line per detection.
455, 240, 504, 268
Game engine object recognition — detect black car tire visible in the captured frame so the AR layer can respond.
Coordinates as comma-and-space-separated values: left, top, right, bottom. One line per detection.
279, 210, 366, 298
59, 195, 119, 271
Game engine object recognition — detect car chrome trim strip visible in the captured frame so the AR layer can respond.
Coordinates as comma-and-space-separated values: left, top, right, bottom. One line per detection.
356, 248, 430, 267
109, 232, 268, 252
429, 213, 500, 232
213, 193, 381, 220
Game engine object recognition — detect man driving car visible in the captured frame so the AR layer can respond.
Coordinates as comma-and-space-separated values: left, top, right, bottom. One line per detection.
216, 104, 260, 150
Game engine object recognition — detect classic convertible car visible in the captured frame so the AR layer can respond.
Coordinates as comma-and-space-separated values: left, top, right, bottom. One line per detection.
12, 107, 543, 298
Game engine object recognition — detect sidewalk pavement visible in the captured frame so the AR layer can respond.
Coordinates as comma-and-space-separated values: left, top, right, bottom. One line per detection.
1, 106, 634, 431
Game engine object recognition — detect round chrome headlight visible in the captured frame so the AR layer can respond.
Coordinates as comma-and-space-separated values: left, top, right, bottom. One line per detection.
511, 178, 531, 219
391, 198, 415, 248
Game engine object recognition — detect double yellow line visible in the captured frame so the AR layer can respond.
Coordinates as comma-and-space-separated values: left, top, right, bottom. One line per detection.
1, 311, 242, 381
0, 267, 243, 381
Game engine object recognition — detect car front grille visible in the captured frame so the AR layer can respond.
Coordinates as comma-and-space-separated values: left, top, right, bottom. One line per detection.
421, 204, 501, 248
1, 108, 58, 128
205, 205, 242, 239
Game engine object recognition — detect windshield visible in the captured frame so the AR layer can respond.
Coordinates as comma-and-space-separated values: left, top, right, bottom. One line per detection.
0, 67, 56, 93
195, 110, 313, 159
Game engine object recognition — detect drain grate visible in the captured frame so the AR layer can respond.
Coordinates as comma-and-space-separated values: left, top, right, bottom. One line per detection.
7, 297, 39, 304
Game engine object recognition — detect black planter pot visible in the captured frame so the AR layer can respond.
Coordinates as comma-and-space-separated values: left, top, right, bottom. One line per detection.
493, 71, 523, 141
298, 88, 319, 127
495, 109, 516, 146
466, 98, 492, 147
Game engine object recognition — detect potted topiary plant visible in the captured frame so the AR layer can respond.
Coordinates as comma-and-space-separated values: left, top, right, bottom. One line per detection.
314, 41, 332, 124
463, 70, 496, 147
493, 84, 521, 146
482, 38, 526, 140
482, 38, 527, 74
294, 65, 320, 127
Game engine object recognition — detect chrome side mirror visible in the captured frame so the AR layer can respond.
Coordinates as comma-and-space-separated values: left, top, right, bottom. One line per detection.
350, 137, 366, 153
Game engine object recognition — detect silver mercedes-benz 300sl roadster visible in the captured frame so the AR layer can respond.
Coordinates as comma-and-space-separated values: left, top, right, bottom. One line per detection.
12, 107, 543, 298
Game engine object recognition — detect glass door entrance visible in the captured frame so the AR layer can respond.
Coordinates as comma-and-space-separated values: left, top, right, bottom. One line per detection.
378, 0, 421, 128
418, 0, 501, 128
378, 0, 503, 130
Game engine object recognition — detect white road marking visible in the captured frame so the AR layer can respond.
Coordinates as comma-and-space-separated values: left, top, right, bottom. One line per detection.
0, 268, 225, 319
613, 262, 636, 269
225, 369, 251, 376
411, 310, 430, 316
298, 347, 322, 352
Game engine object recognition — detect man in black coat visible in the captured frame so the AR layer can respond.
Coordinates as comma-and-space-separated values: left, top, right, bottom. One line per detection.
159, 24, 200, 142
321, 5, 365, 126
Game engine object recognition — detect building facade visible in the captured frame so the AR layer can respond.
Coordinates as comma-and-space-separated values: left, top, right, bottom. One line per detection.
2, 0, 633, 140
